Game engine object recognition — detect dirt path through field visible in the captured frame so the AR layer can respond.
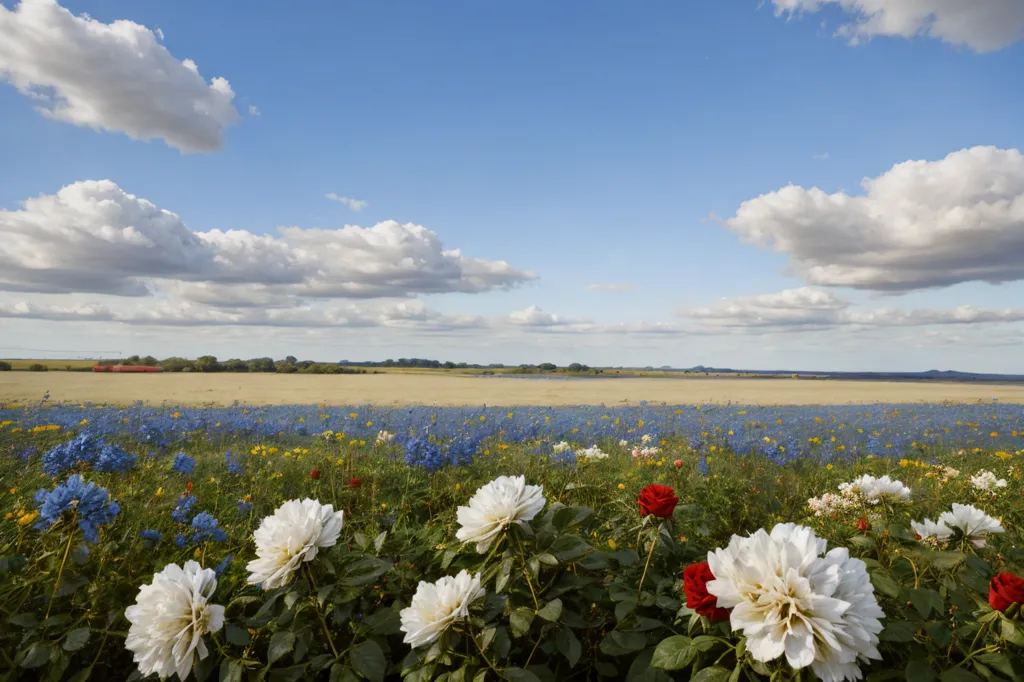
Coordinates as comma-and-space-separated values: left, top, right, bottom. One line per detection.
4, 372, 1024, 405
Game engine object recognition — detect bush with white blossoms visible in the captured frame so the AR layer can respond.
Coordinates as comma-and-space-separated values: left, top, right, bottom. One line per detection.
837, 474, 911, 505
970, 470, 1008, 492
576, 444, 609, 461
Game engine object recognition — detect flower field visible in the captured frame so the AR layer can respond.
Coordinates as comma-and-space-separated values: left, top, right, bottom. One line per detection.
2, 400, 1024, 681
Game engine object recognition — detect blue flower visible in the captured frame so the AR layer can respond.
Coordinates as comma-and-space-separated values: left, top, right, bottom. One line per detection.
697, 453, 709, 477
190, 512, 228, 543
170, 494, 198, 524
34, 474, 120, 544
172, 452, 196, 475
140, 529, 162, 547
215, 555, 234, 577
404, 437, 445, 471
236, 499, 253, 514
175, 532, 187, 548
42, 433, 99, 476
95, 443, 137, 473
224, 450, 244, 475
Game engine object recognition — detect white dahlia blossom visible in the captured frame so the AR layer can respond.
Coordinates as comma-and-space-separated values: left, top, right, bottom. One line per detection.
838, 475, 910, 505
910, 518, 953, 548
456, 475, 545, 553
246, 498, 344, 588
706, 523, 884, 682
970, 471, 1007, 492
938, 503, 1004, 548
125, 561, 225, 681
400, 570, 485, 648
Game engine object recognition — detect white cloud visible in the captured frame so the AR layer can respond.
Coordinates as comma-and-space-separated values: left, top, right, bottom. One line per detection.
248, 105, 260, 116
681, 286, 1024, 331
585, 283, 638, 292
722, 146, 1024, 292
0, 180, 536, 300
0, 0, 240, 152
508, 306, 565, 326
772, 0, 1024, 52
325, 193, 368, 212
813, 152, 830, 161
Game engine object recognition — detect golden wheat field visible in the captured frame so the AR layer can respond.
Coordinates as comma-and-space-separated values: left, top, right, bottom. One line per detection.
3, 370, 1024, 405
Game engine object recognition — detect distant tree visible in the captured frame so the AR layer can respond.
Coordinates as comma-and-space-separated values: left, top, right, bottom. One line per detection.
538, 363, 557, 371
224, 358, 248, 372
248, 357, 276, 373
141, 355, 159, 366
443, 361, 456, 369
160, 357, 192, 372
195, 356, 220, 372
276, 363, 298, 374
28, 363, 48, 372
0, 361, 11, 371
123, 355, 141, 366
284, 356, 298, 365
566, 362, 589, 373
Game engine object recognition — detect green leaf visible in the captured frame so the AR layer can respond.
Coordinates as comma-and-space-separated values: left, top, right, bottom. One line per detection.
0, 555, 28, 573
510, 607, 535, 638
503, 669, 542, 682
537, 598, 562, 622
879, 620, 918, 643
550, 535, 590, 562
365, 606, 403, 636
66, 667, 93, 682
495, 557, 513, 593
690, 666, 731, 682
650, 635, 696, 671
939, 669, 982, 682
926, 622, 953, 647
225, 624, 250, 646
977, 652, 1015, 678
63, 627, 91, 651
472, 671, 487, 682
268, 631, 296, 664
906, 660, 936, 682
330, 664, 359, 682
351, 640, 386, 682
1000, 617, 1024, 646
599, 631, 647, 656
20, 642, 53, 669
269, 666, 308, 682
555, 627, 581, 667
909, 589, 941, 619
9, 613, 39, 629
930, 552, 965, 570
870, 571, 901, 599
441, 549, 457, 570
219, 660, 244, 682
342, 557, 392, 586
373, 531, 387, 553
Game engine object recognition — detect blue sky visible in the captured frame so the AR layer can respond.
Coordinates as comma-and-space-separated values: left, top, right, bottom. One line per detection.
2, 0, 1024, 370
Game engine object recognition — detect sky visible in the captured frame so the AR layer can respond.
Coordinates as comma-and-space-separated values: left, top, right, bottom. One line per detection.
2, 0, 1024, 371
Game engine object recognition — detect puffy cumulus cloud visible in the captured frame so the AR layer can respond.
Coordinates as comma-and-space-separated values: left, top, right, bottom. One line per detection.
722, 147, 1024, 292
0, 180, 535, 299
681, 287, 1024, 332
772, 0, 1024, 52
0, 0, 240, 152
508, 306, 566, 327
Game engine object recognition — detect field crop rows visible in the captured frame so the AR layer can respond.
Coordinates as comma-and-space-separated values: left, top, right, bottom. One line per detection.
1, 400, 1023, 681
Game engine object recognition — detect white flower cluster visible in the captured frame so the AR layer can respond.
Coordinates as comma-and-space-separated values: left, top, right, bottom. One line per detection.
912, 503, 1004, 549
553, 441, 572, 453
577, 445, 609, 461
807, 492, 858, 517
707, 523, 884, 682
837, 475, 911, 505
969, 470, 1007, 492
924, 465, 960, 483
631, 446, 661, 459
376, 430, 395, 445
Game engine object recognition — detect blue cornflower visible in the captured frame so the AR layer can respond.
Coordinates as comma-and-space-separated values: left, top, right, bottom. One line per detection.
697, 453, 709, 477
170, 494, 198, 524
95, 443, 137, 473
171, 452, 196, 475
41, 433, 98, 476
19, 447, 37, 460
34, 474, 120, 544
224, 450, 244, 475
175, 532, 187, 548
215, 555, 234, 577
140, 529, 162, 546
236, 499, 253, 514
190, 512, 228, 543
404, 437, 445, 471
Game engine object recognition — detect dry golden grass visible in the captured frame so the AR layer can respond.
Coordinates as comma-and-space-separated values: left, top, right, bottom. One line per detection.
1, 359, 96, 370
3, 371, 1024, 406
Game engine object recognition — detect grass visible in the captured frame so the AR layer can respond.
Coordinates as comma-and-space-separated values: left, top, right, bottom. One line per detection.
5, 370, 1024, 405
1, 359, 96, 371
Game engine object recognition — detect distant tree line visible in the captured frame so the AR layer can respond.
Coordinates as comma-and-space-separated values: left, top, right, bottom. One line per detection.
83, 355, 601, 374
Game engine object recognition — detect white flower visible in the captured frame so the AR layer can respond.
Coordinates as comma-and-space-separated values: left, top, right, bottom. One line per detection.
577, 445, 609, 461
552, 441, 571, 453
807, 492, 857, 517
838, 475, 910, 505
938, 503, 1004, 548
910, 518, 953, 548
707, 523, 883, 681
618, 439, 629, 447
641, 434, 653, 444
455, 475, 545, 553
125, 561, 225, 681
970, 471, 1007, 492
400, 570, 484, 648
376, 430, 395, 444
246, 498, 344, 588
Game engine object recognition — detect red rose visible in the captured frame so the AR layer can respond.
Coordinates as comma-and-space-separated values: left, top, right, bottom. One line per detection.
683, 561, 730, 622
638, 484, 678, 518
856, 517, 870, 532
349, 477, 362, 488
673, 459, 683, 469
310, 468, 320, 480
989, 572, 1024, 612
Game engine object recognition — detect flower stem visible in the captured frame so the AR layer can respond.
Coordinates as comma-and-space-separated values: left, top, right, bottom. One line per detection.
305, 564, 339, 659
46, 520, 76, 620
637, 527, 658, 598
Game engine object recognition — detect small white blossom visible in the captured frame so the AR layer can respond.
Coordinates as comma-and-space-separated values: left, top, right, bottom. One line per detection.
838, 475, 910, 505
376, 430, 395, 445
910, 518, 953, 548
552, 441, 572, 453
807, 492, 857, 517
246, 499, 344, 588
618, 439, 629, 447
400, 570, 485, 648
125, 561, 225, 681
577, 445, 609, 461
969, 471, 1007, 492
938, 503, 1004, 548
455, 475, 545, 553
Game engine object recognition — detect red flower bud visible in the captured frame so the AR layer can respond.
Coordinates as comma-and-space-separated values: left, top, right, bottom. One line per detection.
673, 459, 683, 469
349, 477, 362, 488
310, 468, 320, 480
989, 572, 1024, 612
856, 517, 870, 532
683, 561, 730, 622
